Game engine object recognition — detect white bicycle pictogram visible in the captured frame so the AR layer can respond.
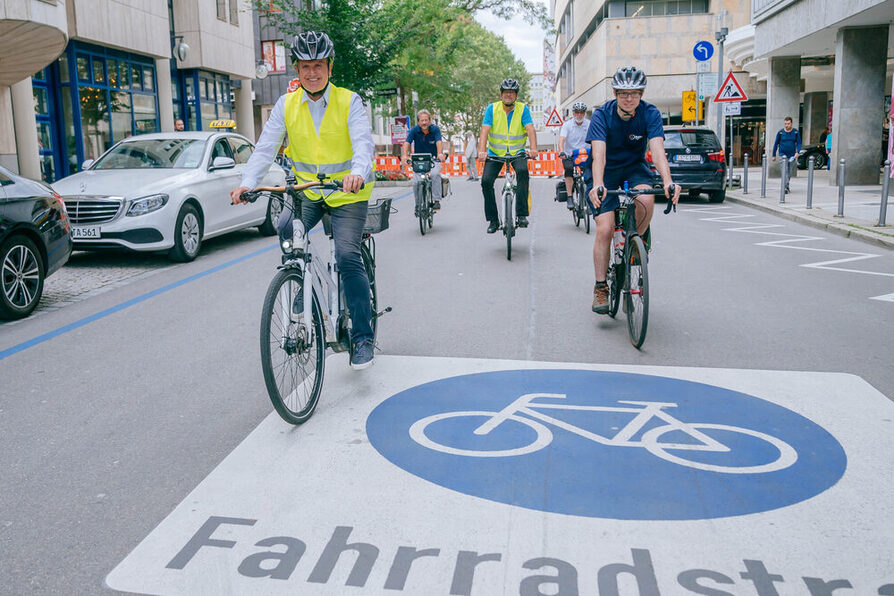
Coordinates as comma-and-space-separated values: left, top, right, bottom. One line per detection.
408, 393, 798, 474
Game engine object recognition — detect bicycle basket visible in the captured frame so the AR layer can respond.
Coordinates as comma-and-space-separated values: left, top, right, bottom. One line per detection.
363, 198, 392, 234
410, 153, 433, 174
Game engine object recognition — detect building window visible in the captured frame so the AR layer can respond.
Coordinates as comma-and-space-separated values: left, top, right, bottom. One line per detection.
261, 40, 287, 73
562, 4, 573, 45
626, 0, 709, 17
229, 0, 238, 23
217, 0, 227, 20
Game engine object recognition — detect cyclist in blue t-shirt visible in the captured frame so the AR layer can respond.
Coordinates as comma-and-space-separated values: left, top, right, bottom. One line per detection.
402, 109, 447, 213
587, 66, 680, 314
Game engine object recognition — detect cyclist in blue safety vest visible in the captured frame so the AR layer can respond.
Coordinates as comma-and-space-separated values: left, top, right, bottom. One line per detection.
477, 78, 539, 234
230, 31, 377, 370
401, 109, 447, 215
558, 101, 591, 209
587, 66, 680, 314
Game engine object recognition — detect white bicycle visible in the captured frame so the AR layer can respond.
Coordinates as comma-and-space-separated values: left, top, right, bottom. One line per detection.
409, 393, 798, 474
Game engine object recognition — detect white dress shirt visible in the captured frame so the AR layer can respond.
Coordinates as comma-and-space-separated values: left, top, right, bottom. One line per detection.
560, 117, 591, 153
240, 84, 375, 190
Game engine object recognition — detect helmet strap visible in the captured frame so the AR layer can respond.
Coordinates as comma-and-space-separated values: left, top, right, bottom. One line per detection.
305, 80, 330, 101
617, 103, 636, 119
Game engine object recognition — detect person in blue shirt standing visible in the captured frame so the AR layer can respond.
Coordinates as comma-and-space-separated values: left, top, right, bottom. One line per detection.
587, 66, 679, 314
477, 78, 538, 233
402, 109, 447, 213
772, 116, 802, 192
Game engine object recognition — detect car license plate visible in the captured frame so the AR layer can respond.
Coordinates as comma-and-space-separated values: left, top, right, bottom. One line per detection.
675, 154, 702, 163
72, 226, 101, 239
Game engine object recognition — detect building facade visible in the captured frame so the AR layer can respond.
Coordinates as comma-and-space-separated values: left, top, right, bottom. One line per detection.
1, 0, 257, 184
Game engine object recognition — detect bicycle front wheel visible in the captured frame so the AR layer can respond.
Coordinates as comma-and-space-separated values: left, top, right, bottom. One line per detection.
361, 242, 378, 340
504, 192, 514, 261
260, 269, 326, 424
418, 190, 427, 236
624, 235, 649, 348
608, 262, 623, 318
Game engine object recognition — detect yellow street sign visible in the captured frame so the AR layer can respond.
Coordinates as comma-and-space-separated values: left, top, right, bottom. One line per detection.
682, 91, 697, 123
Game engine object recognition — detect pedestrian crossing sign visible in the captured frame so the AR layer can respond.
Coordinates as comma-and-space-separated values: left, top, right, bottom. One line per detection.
545, 109, 563, 127
713, 72, 748, 103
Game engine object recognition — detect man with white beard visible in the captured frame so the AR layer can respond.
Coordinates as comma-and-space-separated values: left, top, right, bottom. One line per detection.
557, 102, 591, 209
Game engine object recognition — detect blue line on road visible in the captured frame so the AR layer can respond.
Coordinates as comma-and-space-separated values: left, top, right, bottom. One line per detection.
0, 188, 414, 362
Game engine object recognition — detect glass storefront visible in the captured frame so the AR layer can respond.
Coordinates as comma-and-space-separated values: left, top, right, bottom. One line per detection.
171, 68, 233, 131
31, 41, 160, 182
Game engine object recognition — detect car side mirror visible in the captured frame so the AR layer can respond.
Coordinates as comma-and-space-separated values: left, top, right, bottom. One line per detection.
210, 156, 236, 171
81, 159, 95, 170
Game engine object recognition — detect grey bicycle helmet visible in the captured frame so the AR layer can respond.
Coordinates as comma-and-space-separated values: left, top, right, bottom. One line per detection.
611, 66, 647, 90
290, 31, 335, 63
572, 101, 588, 112
500, 78, 520, 92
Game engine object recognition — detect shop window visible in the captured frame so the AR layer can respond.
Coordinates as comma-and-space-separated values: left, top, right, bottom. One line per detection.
77, 56, 90, 81
143, 68, 154, 92
261, 40, 287, 73
33, 88, 49, 115
108, 59, 119, 87
58, 55, 69, 83
93, 58, 105, 83
111, 91, 133, 142
131, 65, 142, 90
80, 87, 111, 161
132, 94, 158, 134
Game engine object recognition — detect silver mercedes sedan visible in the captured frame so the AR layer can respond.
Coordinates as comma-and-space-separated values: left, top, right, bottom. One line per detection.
53, 131, 285, 261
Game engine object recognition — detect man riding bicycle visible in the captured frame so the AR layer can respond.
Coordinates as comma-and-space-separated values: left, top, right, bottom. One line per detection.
402, 109, 446, 215
557, 101, 591, 210
587, 66, 680, 314
229, 31, 377, 369
477, 78, 538, 234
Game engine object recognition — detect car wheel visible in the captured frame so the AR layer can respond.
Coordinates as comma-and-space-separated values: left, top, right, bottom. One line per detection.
687, 189, 701, 200
708, 189, 726, 203
169, 203, 202, 262
258, 192, 284, 236
0, 235, 45, 320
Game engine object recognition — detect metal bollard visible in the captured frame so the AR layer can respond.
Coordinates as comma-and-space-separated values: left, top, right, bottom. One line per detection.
880, 160, 891, 226
779, 158, 788, 204
806, 156, 815, 209
760, 155, 767, 198
836, 158, 846, 217
743, 153, 749, 194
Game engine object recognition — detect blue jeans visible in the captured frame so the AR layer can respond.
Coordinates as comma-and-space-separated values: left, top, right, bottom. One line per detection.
279, 199, 373, 344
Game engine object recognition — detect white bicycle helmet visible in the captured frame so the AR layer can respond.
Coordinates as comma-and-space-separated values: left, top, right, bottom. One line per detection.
572, 101, 588, 112
290, 31, 335, 63
611, 66, 647, 90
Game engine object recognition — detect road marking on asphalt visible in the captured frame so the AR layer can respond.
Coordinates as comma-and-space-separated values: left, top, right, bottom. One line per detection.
691, 206, 894, 300
107, 356, 894, 595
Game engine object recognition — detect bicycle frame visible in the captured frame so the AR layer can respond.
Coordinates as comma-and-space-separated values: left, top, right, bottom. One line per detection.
475, 393, 728, 451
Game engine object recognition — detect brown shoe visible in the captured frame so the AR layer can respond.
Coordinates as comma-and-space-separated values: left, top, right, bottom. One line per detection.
592, 282, 609, 314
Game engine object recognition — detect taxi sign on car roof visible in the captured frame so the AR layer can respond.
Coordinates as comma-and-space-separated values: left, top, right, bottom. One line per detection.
209, 119, 236, 129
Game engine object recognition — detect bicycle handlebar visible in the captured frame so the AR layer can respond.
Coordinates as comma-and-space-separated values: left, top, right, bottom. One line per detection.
594, 184, 678, 215
239, 178, 363, 204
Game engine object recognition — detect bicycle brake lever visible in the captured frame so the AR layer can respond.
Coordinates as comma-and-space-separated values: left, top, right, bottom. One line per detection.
663, 201, 676, 214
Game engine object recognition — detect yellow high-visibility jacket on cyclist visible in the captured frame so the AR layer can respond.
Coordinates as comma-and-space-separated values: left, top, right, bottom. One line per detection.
487, 101, 528, 156
284, 85, 375, 206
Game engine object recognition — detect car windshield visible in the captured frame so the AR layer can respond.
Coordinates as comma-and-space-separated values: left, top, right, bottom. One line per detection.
92, 138, 207, 169
664, 131, 720, 150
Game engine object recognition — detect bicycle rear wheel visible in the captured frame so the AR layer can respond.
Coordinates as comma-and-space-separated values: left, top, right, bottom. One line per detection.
260, 268, 326, 424
418, 187, 427, 236
583, 188, 591, 234
624, 235, 649, 349
608, 262, 623, 318
572, 188, 581, 227
361, 242, 378, 340
504, 191, 514, 261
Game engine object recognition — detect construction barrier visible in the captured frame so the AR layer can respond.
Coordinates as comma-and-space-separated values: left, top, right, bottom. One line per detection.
374, 152, 566, 178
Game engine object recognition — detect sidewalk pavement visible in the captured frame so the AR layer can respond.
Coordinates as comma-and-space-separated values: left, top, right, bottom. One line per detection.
724, 166, 894, 250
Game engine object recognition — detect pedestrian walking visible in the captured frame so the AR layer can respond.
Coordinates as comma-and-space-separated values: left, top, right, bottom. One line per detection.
464, 132, 479, 180
772, 116, 801, 193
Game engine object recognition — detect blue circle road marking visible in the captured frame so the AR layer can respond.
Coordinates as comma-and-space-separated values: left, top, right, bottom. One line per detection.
693, 41, 714, 61
366, 369, 847, 520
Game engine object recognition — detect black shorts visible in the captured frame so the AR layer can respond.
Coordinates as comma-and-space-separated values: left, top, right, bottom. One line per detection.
561, 156, 574, 178
586, 162, 654, 216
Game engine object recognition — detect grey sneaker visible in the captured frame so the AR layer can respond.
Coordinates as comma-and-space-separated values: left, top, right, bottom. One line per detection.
292, 290, 304, 317
351, 339, 375, 370
592, 282, 609, 314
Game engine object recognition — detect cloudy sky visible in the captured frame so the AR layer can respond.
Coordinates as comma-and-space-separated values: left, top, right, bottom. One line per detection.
475, 3, 550, 74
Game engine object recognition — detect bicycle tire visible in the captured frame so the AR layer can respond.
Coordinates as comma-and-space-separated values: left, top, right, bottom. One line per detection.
572, 187, 581, 227
583, 190, 591, 234
608, 262, 623, 318
260, 268, 326, 425
624, 235, 649, 349
504, 191, 514, 261
418, 184, 428, 236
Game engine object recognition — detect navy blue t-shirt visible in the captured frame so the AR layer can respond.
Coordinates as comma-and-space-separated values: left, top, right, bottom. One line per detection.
405, 124, 442, 155
586, 99, 665, 169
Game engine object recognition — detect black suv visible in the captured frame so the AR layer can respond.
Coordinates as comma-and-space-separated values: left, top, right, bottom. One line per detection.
650, 126, 727, 203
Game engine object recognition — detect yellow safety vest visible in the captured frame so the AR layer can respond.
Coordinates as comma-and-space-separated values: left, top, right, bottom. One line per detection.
487, 101, 528, 156
283, 85, 375, 205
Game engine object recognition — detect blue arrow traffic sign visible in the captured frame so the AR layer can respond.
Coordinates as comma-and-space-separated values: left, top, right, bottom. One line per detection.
693, 41, 714, 61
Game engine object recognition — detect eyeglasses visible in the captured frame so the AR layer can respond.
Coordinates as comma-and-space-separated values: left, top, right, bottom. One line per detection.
616, 91, 642, 99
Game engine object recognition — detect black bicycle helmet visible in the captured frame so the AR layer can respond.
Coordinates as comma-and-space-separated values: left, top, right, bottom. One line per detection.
572, 101, 588, 112
500, 78, 520, 92
290, 31, 335, 63
611, 66, 647, 90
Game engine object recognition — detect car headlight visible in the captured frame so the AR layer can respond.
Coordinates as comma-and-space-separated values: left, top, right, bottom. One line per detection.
126, 194, 169, 216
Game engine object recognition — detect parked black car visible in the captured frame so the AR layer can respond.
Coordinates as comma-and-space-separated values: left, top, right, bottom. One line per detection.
0, 165, 72, 320
797, 144, 828, 170
650, 126, 727, 203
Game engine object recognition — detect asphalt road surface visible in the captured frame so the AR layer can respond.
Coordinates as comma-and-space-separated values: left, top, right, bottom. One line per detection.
1, 178, 891, 594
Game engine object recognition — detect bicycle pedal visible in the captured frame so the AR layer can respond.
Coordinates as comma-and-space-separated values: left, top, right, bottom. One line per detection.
375, 306, 393, 318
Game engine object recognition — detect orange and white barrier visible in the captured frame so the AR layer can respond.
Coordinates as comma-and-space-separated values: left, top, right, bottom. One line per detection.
375, 152, 567, 178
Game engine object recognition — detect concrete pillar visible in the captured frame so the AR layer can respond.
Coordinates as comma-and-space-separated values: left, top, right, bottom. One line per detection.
765, 56, 801, 178
235, 82, 255, 141
0, 85, 18, 173
10, 78, 41, 180
831, 26, 888, 185
156, 58, 175, 132
802, 91, 828, 145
